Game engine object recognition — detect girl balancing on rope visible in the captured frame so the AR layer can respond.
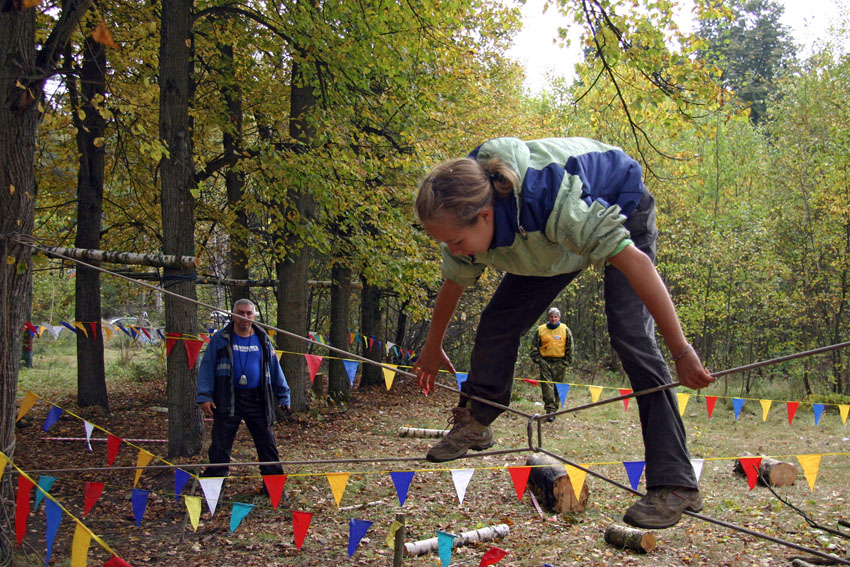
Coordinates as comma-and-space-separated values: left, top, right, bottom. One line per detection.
412, 137, 715, 529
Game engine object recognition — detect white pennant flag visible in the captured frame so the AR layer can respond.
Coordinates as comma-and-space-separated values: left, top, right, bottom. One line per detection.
84, 421, 95, 451
450, 469, 475, 505
41, 323, 64, 340
691, 458, 705, 483
199, 477, 225, 516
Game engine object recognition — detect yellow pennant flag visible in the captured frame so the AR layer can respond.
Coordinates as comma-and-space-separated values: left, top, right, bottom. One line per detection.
0, 452, 8, 483
185, 495, 202, 531
676, 393, 690, 416
133, 450, 155, 487
383, 365, 398, 391
74, 321, 89, 338
796, 454, 822, 491
327, 472, 350, 507
275, 350, 283, 361
839, 404, 849, 424
101, 324, 114, 340
70, 522, 93, 567
267, 329, 276, 340
564, 464, 588, 501
17, 391, 38, 421
588, 386, 603, 403
385, 520, 402, 549
759, 399, 773, 422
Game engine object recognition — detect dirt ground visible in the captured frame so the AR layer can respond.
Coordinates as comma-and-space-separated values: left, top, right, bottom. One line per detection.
7, 371, 850, 566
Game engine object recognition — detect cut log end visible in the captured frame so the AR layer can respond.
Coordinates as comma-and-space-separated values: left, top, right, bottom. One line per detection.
525, 454, 588, 514
604, 524, 657, 553
733, 454, 798, 487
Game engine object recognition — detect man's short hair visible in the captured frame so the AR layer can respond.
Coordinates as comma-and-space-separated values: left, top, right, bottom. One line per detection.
548, 307, 561, 317
233, 298, 256, 312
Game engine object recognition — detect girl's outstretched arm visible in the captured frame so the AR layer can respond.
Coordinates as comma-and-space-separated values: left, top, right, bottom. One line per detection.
608, 244, 715, 390
413, 279, 465, 393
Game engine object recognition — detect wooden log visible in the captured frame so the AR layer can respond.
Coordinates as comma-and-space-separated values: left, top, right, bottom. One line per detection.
403, 524, 509, 556
398, 426, 447, 439
525, 453, 588, 514
733, 453, 797, 487
42, 245, 199, 269
604, 524, 657, 553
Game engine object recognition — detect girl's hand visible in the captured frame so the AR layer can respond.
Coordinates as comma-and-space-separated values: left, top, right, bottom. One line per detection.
413, 341, 456, 394
674, 348, 715, 390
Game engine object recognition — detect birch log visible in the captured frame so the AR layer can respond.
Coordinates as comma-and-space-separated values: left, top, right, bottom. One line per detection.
42, 246, 199, 269
398, 427, 447, 439
403, 524, 509, 556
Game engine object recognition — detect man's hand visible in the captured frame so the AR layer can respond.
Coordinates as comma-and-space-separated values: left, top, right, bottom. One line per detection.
276, 404, 292, 423
199, 401, 215, 417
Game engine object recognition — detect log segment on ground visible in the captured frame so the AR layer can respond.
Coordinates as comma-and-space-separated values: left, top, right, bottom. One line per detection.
733, 453, 797, 487
397, 426, 447, 439
604, 524, 657, 553
525, 453, 589, 514
403, 524, 510, 556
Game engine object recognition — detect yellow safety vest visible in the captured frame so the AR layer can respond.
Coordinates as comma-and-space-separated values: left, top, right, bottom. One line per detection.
538, 323, 569, 358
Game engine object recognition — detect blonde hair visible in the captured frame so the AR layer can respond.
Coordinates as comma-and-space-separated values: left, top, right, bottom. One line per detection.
415, 157, 518, 227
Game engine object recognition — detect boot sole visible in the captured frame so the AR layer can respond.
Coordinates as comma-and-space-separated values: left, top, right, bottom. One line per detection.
622, 502, 703, 529
425, 441, 495, 463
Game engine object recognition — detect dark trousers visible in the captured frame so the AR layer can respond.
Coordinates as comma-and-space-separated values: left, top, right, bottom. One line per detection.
204, 388, 283, 478
462, 192, 697, 489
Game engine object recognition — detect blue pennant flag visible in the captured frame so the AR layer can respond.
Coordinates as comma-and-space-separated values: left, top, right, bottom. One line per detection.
347, 518, 373, 558
389, 471, 415, 507
34, 476, 57, 511
42, 406, 64, 432
132, 489, 150, 526
60, 321, 79, 335
622, 461, 646, 491
343, 360, 360, 386
45, 498, 63, 567
174, 469, 191, 501
812, 403, 825, 425
115, 323, 132, 338
732, 398, 745, 420
437, 530, 456, 567
455, 372, 468, 390
230, 502, 254, 533
556, 383, 570, 407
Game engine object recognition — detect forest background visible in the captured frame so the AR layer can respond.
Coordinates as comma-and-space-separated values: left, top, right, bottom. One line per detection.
1, 0, 850, 539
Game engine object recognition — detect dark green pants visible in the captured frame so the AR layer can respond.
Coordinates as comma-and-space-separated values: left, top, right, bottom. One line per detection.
538, 358, 566, 413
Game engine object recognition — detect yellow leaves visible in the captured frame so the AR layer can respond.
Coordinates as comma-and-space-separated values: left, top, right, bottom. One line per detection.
6, 256, 16, 266
91, 21, 120, 49
8, 184, 14, 195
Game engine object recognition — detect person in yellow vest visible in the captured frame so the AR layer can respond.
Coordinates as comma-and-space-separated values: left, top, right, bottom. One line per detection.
530, 307, 573, 421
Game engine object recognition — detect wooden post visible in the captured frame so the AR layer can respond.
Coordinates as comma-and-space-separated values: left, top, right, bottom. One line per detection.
392, 513, 405, 567
604, 525, 656, 553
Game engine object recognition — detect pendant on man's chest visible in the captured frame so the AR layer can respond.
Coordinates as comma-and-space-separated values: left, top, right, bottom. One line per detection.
239, 375, 248, 386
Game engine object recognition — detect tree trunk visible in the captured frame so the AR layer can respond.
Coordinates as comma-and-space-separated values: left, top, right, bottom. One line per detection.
160, 0, 204, 458
0, 2, 93, 561
359, 279, 384, 387
329, 264, 352, 401
69, 33, 109, 411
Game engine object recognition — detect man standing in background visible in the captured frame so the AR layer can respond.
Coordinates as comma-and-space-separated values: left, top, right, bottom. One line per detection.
530, 307, 572, 421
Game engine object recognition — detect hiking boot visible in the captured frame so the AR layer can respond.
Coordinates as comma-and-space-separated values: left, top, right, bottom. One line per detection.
426, 407, 494, 463
623, 487, 703, 529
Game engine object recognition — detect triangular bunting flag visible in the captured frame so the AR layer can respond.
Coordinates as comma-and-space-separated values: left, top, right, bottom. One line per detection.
839, 404, 849, 424
41, 323, 63, 340
262, 474, 287, 509
738, 456, 762, 490
622, 461, 645, 490
691, 458, 705, 483
705, 395, 718, 418
292, 510, 313, 551
131, 488, 149, 526
184, 495, 201, 531
507, 466, 531, 501
230, 502, 254, 533
456, 372, 469, 390
386, 520, 402, 550
165, 336, 179, 357
16, 475, 34, 544
84, 482, 104, 517
71, 522, 93, 566
61, 321, 79, 335
17, 391, 38, 421
556, 383, 570, 407
619, 388, 632, 411
588, 385, 603, 403
732, 398, 745, 420
677, 393, 690, 416
812, 403, 825, 425
88, 322, 99, 340
104, 555, 133, 567
34, 475, 56, 510
389, 471, 415, 507
102, 323, 114, 340
342, 360, 360, 386
174, 470, 191, 501
42, 405, 64, 431
479, 546, 508, 567
523, 378, 538, 386
437, 530, 456, 567
326, 472, 350, 507
305, 354, 323, 383
0, 453, 7, 483
796, 454, 822, 491
760, 399, 772, 422
45, 498, 63, 566
107, 434, 121, 466
451, 468, 475, 505
383, 364, 398, 390
347, 518, 373, 558
787, 401, 799, 425
134, 450, 155, 487
275, 349, 283, 361
565, 464, 587, 500
198, 477, 225, 516
73, 321, 89, 337
84, 421, 95, 451
184, 339, 204, 370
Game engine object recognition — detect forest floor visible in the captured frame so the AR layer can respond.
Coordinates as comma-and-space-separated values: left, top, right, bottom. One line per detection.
8, 344, 850, 567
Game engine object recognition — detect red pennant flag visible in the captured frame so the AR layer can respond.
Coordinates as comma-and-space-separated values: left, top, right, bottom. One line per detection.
522, 378, 538, 386
16, 475, 34, 544
104, 555, 133, 567
25, 321, 40, 337
165, 334, 180, 357
706, 395, 718, 418
787, 401, 799, 425
739, 457, 762, 490
199, 333, 210, 344
184, 339, 204, 370
507, 466, 531, 501
84, 482, 105, 516
89, 322, 99, 340
619, 388, 633, 411
479, 547, 508, 567
263, 475, 287, 509
292, 510, 313, 551
107, 434, 122, 466
139, 327, 151, 339
305, 354, 323, 383
368, 337, 374, 350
